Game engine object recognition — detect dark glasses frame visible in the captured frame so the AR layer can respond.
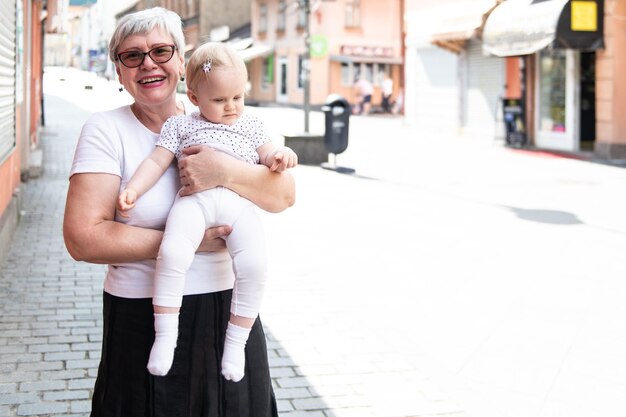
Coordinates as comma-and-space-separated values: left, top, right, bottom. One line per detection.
116, 45, 177, 68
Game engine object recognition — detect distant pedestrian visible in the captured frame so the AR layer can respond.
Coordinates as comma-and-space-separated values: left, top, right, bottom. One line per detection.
63, 7, 293, 416
353, 75, 374, 115
117, 41, 297, 379
381, 76, 393, 113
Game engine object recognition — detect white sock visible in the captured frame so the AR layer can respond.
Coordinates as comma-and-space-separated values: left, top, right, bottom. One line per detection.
147, 313, 179, 376
221, 322, 252, 382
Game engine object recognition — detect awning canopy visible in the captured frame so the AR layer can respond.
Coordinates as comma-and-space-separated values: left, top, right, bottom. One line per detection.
482, 0, 604, 57
237, 43, 274, 62
431, 0, 501, 54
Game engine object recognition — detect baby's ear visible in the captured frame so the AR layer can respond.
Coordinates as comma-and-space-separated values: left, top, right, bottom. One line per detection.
187, 89, 199, 106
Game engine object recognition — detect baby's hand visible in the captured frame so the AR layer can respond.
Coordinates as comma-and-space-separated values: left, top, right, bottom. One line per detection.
117, 188, 138, 218
270, 147, 298, 172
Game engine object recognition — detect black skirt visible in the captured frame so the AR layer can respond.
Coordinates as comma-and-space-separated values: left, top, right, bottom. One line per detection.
91, 291, 278, 417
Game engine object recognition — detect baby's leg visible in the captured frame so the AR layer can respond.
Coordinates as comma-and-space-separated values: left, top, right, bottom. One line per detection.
221, 202, 268, 382
148, 196, 206, 376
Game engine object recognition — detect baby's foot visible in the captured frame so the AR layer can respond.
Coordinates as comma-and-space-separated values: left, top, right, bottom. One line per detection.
221, 322, 251, 382
147, 313, 179, 376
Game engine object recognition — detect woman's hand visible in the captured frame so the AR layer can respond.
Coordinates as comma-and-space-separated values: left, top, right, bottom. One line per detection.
178, 145, 296, 213
178, 146, 228, 196
197, 225, 232, 252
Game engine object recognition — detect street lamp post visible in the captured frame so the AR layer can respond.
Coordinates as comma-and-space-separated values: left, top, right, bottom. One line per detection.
301, 0, 311, 133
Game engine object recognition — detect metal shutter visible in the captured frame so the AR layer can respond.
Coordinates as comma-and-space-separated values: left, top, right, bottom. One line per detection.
413, 46, 459, 136
0, 0, 15, 163
463, 40, 505, 141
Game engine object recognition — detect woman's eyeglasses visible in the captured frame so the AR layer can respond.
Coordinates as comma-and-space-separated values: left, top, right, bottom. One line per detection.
117, 45, 177, 68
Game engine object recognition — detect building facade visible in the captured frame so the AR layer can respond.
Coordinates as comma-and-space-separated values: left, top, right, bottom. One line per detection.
482, 0, 606, 154
0, 0, 57, 265
247, 0, 403, 111
404, 0, 505, 140
114, 0, 252, 56
404, 0, 624, 160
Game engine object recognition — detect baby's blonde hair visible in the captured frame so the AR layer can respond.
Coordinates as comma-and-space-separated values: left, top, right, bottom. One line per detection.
186, 42, 248, 92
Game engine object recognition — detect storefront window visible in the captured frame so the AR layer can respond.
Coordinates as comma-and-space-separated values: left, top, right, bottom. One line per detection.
538, 49, 566, 133
375, 63, 388, 86
340, 62, 351, 86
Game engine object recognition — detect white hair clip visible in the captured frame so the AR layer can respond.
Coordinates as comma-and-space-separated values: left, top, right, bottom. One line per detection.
203, 60, 212, 73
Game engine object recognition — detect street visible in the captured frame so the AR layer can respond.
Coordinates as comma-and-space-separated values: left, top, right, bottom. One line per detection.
1, 67, 626, 417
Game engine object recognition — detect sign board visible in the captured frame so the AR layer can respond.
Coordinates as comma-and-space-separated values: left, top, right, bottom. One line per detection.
310, 34, 329, 58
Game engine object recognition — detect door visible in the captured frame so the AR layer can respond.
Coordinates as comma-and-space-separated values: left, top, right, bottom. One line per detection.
534, 49, 580, 151
579, 52, 596, 150
276, 57, 288, 103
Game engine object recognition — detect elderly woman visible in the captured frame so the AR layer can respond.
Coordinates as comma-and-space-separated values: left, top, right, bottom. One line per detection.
63, 7, 293, 417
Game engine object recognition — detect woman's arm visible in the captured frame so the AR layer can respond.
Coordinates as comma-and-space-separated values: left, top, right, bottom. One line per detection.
64, 173, 163, 263
178, 145, 296, 213
64, 172, 229, 264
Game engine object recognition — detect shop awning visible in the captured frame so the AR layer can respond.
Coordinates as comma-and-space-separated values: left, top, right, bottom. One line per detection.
431, 0, 501, 53
482, 0, 604, 57
237, 43, 274, 62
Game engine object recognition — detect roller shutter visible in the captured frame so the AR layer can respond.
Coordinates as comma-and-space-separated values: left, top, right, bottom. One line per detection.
413, 46, 459, 136
463, 40, 505, 141
0, 0, 16, 162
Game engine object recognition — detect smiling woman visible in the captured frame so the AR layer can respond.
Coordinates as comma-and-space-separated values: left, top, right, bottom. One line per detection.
63, 7, 293, 417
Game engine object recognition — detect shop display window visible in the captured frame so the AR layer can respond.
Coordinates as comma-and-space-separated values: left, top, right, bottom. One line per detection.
539, 49, 566, 133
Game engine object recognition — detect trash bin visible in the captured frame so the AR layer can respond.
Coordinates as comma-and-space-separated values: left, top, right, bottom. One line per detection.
322, 94, 351, 154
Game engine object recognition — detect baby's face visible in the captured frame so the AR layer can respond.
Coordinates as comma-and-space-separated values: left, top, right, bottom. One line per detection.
194, 69, 247, 126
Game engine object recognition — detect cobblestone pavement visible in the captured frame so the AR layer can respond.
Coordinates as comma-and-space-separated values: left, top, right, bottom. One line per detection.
0, 93, 104, 416
2, 68, 626, 417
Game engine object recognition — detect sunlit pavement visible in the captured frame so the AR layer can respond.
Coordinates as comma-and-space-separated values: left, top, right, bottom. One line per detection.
1, 67, 626, 417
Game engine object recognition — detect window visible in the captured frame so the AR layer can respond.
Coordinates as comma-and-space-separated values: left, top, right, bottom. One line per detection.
345, 0, 361, 28
259, 4, 268, 34
364, 63, 373, 83
297, 3, 307, 29
538, 49, 566, 133
375, 64, 389, 85
277, 1, 286, 31
343, 62, 390, 87
340, 62, 351, 86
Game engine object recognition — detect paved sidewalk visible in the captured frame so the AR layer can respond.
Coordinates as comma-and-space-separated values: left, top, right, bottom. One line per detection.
0, 94, 104, 416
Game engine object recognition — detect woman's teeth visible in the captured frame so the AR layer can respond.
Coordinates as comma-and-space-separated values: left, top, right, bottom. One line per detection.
139, 77, 165, 84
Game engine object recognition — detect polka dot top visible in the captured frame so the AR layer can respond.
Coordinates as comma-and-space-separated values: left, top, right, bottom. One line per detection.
157, 112, 269, 164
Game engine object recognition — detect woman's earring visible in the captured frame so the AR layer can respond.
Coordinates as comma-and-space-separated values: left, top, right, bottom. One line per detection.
118, 86, 124, 92
180, 75, 185, 82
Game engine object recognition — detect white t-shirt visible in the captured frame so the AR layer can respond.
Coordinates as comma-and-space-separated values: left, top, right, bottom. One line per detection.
158, 112, 269, 163
69, 104, 235, 299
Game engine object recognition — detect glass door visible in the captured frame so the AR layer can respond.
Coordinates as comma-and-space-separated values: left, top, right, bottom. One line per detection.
535, 49, 580, 151
276, 57, 288, 103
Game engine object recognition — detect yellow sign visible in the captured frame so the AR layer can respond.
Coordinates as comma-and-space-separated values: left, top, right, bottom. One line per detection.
571, 1, 597, 32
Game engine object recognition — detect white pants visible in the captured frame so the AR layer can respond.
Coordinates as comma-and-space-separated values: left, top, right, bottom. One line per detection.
154, 187, 267, 319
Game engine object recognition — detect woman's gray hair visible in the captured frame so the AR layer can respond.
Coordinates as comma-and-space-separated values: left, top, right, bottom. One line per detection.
108, 7, 186, 63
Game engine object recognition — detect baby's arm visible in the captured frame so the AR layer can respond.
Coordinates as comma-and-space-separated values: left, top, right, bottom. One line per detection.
117, 146, 175, 216
257, 143, 298, 173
